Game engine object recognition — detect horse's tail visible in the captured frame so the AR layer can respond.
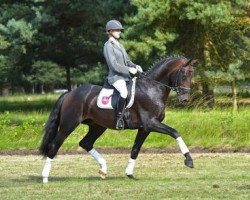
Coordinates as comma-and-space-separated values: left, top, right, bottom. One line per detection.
39, 92, 68, 157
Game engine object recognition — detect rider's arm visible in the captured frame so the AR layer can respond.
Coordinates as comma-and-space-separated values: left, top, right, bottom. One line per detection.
103, 42, 130, 76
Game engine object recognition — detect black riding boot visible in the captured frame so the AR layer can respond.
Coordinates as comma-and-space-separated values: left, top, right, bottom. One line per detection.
115, 97, 126, 130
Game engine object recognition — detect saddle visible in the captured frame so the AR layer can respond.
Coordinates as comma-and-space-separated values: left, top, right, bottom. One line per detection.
97, 78, 137, 110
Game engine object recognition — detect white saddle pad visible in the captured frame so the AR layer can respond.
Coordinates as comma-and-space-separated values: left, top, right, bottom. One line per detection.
97, 78, 137, 109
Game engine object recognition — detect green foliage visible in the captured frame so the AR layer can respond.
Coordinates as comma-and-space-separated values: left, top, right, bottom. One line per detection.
125, 0, 249, 87
27, 60, 65, 84
0, 34, 10, 49
0, 0, 134, 91
204, 60, 245, 85
71, 62, 107, 85
0, 0, 248, 106
0, 55, 10, 83
180, 0, 233, 24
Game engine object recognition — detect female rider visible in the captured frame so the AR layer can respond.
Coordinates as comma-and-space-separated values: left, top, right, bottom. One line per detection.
103, 20, 143, 129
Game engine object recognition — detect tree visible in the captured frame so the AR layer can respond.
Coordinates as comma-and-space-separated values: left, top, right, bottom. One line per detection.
124, 0, 249, 109
36, 0, 135, 90
0, 0, 135, 93
0, 1, 43, 93
26, 60, 65, 93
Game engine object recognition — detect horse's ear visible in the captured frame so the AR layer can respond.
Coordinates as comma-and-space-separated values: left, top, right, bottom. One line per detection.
184, 59, 193, 67
184, 59, 198, 67
191, 59, 198, 65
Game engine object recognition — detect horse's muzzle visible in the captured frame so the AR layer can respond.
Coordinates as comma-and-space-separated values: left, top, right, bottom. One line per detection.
178, 93, 189, 103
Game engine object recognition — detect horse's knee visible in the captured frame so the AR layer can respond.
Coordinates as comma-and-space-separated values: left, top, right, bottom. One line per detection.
79, 139, 93, 152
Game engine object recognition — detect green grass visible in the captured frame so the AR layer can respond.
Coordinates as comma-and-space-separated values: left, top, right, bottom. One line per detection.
0, 94, 249, 151
0, 94, 57, 112
0, 108, 249, 151
0, 154, 249, 199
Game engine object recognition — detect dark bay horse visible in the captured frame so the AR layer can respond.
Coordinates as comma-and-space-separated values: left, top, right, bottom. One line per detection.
40, 55, 197, 183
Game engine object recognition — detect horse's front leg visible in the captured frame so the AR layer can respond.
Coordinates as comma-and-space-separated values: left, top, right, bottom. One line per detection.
125, 129, 150, 178
148, 119, 194, 168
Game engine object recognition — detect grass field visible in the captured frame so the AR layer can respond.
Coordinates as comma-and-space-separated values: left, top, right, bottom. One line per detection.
0, 94, 249, 151
0, 153, 249, 199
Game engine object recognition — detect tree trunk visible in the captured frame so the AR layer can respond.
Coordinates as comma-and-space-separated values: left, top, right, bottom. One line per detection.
40, 83, 45, 94
231, 78, 238, 112
202, 83, 215, 109
66, 66, 71, 91
202, 33, 215, 109
31, 84, 35, 94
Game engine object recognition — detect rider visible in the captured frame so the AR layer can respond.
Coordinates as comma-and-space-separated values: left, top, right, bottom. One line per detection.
103, 19, 143, 130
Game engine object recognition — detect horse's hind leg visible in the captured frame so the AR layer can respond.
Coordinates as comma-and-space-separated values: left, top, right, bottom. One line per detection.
42, 120, 80, 183
79, 124, 107, 179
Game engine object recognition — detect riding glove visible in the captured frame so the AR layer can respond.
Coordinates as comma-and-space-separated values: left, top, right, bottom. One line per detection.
129, 67, 137, 74
136, 65, 143, 73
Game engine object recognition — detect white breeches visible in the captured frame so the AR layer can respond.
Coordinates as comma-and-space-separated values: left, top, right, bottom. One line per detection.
112, 79, 128, 99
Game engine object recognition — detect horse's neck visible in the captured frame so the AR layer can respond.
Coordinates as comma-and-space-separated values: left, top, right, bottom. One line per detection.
146, 60, 176, 103
147, 64, 173, 86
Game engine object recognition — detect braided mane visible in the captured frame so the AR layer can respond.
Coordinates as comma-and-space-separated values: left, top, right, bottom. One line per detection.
144, 55, 186, 75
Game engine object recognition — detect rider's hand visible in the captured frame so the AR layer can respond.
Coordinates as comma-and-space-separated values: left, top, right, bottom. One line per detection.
129, 67, 138, 75
136, 65, 143, 73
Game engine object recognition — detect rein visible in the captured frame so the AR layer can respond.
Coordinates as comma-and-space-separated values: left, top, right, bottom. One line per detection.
139, 73, 175, 90
139, 64, 191, 93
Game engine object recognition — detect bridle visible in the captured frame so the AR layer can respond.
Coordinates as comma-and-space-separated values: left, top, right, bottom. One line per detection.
139, 61, 192, 95
172, 64, 191, 95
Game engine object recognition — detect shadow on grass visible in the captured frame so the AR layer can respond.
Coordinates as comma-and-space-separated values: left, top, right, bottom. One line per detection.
1, 175, 132, 188
237, 185, 250, 190
27, 175, 132, 183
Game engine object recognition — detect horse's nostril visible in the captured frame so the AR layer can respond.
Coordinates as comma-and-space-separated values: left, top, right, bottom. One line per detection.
178, 94, 189, 103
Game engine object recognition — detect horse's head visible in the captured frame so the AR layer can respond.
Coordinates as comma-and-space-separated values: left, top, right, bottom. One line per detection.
171, 59, 197, 103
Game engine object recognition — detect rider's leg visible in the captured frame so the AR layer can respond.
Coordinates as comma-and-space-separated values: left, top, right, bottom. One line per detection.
112, 79, 128, 129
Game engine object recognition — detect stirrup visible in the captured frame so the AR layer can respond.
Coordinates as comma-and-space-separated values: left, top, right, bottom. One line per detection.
116, 118, 124, 130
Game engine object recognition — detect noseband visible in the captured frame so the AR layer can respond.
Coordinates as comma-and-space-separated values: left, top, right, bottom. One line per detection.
140, 63, 191, 94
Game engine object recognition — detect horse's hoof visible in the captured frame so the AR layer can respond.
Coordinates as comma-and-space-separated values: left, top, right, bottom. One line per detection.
126, 174, 137, 179
99, 170, 107, 179
184, 158, 194, 168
